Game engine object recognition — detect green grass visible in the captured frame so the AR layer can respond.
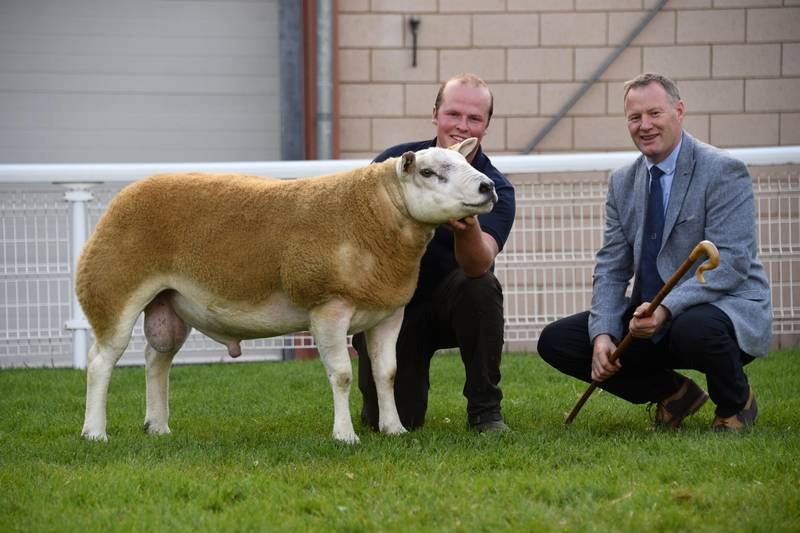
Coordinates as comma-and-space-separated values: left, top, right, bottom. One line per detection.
1, 349, 799, 532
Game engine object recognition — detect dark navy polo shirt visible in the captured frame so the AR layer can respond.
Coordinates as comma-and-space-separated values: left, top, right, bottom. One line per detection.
373, 138, 516, 303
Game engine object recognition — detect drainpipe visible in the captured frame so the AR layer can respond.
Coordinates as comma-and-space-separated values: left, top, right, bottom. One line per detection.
522, 0, 668, 153
316, 0, 333, 160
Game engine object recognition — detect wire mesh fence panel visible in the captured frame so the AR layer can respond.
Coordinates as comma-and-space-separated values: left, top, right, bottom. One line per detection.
0, 164, 798, 367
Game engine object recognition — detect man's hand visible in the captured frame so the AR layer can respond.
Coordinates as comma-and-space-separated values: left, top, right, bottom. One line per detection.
445, 215, 498, 277
629, 303, 670, 339
444, 215, 478, 232
591, 334, 621, 382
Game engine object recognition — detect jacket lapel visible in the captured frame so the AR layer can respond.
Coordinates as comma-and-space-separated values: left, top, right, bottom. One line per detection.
662, 132, 695, 246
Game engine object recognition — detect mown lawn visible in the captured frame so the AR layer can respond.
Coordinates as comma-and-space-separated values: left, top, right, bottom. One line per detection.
1, 349, 798, 532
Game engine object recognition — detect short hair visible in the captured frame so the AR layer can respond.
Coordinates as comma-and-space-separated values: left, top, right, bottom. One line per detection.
433, 73, 494, 123
623, 73, 681, 105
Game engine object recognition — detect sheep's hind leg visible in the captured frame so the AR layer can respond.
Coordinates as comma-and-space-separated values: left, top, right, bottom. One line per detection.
81, 339, 127, 441
309, 300, 358, 444
365, 308, 407, 435
143, 291, 191, 435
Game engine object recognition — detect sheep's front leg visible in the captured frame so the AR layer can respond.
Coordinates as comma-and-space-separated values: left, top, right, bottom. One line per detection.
365, 308, 407, 435
309, 300, 358, 444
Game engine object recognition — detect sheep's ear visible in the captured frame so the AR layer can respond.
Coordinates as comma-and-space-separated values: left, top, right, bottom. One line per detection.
401, 151, 416, 174
450, 137, 477, 158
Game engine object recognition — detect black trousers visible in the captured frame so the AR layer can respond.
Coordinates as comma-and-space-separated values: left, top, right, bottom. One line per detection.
354, 270, 505, 430
537, 304, 754, 418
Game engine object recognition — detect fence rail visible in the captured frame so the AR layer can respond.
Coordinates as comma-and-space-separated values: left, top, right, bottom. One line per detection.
2, 147, 799, 367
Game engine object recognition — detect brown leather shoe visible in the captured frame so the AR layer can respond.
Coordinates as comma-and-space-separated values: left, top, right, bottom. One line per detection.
653, 377, 709, 428
712, 388, 758, 432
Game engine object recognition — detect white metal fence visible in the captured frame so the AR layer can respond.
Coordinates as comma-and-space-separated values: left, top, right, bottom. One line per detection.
1, 148, 799, 367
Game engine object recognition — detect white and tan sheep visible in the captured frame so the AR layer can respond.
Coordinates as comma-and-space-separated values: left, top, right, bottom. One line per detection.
77, 138, 497, 444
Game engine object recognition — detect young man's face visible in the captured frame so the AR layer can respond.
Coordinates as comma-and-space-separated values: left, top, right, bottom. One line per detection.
432, 82, 491, 160
624, 82, 685, 164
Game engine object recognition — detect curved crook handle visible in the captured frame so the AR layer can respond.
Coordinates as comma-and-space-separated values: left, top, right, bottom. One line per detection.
689, 240, 720, 283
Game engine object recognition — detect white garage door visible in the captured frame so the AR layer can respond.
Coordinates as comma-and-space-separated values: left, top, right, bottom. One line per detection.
0, 0, 282, 163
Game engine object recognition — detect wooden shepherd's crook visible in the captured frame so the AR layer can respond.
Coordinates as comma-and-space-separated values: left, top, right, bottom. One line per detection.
564, 240, 720, 425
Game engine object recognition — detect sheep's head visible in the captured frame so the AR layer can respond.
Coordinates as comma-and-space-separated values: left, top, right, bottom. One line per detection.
395, 138, 497, 225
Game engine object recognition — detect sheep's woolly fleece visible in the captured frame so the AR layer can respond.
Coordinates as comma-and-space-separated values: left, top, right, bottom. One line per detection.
76, 159, 432, 343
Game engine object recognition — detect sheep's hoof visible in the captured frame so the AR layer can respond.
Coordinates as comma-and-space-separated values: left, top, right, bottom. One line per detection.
380, 423, 407, 436
81, 429, 108, 442
333, 431, 360, 445
143, 420, 171, 435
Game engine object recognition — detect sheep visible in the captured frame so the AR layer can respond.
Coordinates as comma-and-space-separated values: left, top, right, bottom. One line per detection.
76, 137, 497, 444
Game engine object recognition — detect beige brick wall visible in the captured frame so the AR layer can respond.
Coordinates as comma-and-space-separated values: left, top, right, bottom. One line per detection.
337, 2, 800, 158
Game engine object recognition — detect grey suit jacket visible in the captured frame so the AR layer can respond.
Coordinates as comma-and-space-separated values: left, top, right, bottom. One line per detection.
588, 132, 772, 356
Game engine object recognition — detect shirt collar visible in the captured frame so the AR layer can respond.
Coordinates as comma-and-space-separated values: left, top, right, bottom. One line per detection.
646, 134, 683, 176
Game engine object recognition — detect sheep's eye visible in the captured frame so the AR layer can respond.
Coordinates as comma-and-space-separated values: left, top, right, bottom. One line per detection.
419, 168, 434, 178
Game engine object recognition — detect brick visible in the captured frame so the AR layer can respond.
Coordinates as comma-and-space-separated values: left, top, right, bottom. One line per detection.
405, 84, 439, 116
339, 49, 370, 82
711, 114, 779, 147
780, 113, 800, 144
491, 83, 540, 116
783, 44, 800, 76
412, 15, 471, 48
683, 114, 709, 144
608, 11, 675, 46
644, 45, 710, 79
370, 0, 437, 12
679, 80, 744, 113
508, 0, 566, 10
372, 50, 438, 82
507, 117, 573, 151
576, 0, 641, 10
748, 8, 800, 42
473, 14, 539, 47
677, 10, 745, 44
440, 0, 505, 12
646, 0, 709, 7
507, 48, 573, 82
746, 79, 800, 112
575, 47, 642, 81
574, 117, 632, 150
712, 44, 780, 78
713, 0, 781, 6
339, 14, 403, 48
339, 118, 371, 151
541, 13, 608, 46
481, 117, 506, 152
372, 118, 436, 151
339, 0, 368, 11
540, 82, 607, 115
339, 84, 404, 117
607, 81, 626, 115
439, 49, 506, 82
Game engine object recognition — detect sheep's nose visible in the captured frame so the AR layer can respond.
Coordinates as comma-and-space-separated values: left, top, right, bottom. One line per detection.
479, 181, 495, 195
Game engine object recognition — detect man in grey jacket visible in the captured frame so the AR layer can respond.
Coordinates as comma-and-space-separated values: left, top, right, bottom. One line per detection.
537, 73, 771, 431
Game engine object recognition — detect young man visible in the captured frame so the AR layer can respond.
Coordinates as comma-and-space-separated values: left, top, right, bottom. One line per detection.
354, 73, 516, 433
537, 73, 771, 431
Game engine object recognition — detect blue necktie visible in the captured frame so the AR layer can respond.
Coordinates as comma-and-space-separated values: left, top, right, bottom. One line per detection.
640, 165, 665, 302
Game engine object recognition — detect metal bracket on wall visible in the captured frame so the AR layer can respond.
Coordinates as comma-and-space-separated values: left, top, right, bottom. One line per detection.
409, 16, 421, 67
522, 0, 669, 154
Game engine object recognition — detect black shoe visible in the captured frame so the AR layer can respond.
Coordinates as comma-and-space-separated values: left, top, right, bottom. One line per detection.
468, 412, 509, 433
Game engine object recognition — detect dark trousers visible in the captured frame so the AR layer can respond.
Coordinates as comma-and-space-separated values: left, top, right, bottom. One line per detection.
354, 270, 505, 430
537, 304, 754, 418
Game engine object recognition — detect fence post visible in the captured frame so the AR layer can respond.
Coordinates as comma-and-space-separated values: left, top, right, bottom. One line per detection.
62, 183, 94, 369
